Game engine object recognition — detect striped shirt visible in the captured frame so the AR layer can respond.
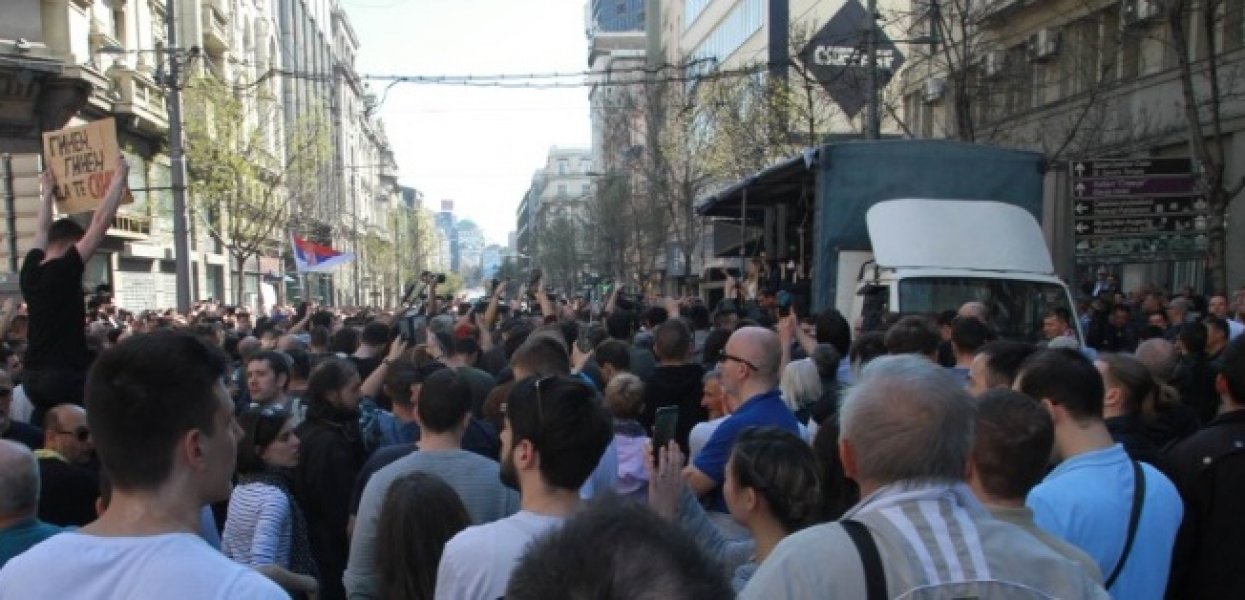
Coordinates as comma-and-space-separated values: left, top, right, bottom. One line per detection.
221, 482, 292, 569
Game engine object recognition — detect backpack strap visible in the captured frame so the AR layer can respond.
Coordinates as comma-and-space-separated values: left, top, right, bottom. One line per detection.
842, 519, 886, 600
1105, 460, 1146, 589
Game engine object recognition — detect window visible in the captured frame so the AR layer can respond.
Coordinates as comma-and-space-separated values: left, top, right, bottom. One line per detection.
687, 0, 764, 76
1226, 1, 1244, 51
557, 184, 568, 197
684, 0, 712, 30
558, 159, 568, 175
899, 277, 1072, 342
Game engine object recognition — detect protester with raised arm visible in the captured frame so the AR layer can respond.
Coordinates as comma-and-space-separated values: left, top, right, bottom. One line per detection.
22, 157, 129, 425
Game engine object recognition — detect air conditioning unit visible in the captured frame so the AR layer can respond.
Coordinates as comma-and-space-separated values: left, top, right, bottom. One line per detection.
1125, 0, 1162, 23
982, 50, 1007, 78
923, 77, 947, 104
1027, 29, 1060, 62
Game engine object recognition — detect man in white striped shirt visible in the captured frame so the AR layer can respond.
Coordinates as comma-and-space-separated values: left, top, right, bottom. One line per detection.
742, 355, 1109, 599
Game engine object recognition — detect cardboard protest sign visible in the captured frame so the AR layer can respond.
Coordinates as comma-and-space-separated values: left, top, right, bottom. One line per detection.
41, 118, 133, 215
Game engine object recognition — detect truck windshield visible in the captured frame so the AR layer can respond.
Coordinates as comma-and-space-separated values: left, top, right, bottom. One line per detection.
898, 277, 1074, 343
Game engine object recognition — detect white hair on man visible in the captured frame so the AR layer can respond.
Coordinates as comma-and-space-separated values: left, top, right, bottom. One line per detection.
0, 439, 39, 519
839, 354, 976, 485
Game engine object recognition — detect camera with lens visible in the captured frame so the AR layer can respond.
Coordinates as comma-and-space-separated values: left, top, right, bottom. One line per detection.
420, 271, 447, 285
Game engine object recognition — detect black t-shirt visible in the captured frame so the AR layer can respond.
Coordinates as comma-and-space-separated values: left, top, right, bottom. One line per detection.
37, 457, 100, 527
1, 420, 43, 450
20, 247, 87, 370
349, 356, 382, 383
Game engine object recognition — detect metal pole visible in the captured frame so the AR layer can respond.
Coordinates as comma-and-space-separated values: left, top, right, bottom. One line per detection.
864, 0, 881, 140
352, 176, 361, 306
166, 0, 193, 312
2, 155, 17, 273
740, 187, 747, 268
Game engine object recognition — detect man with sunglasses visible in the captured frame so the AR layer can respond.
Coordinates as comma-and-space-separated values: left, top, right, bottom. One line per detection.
435, 375, 613, 600
685, 327, 800, 513
34, 404, 97, 526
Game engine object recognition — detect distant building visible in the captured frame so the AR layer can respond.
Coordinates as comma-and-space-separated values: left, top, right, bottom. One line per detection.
456, 220, 486, 273
482, 244, 504, 279
434, 200, 456, 272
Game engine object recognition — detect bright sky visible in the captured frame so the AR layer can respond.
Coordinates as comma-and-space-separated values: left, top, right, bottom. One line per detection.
346, 0, 593, 245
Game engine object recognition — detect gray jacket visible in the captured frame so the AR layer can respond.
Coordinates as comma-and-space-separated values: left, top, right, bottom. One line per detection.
741, 481, 1109, 599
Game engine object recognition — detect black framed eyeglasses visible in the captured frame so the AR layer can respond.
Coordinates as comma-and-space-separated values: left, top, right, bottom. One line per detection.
717, 349, 759, 372
57, 426, 90, 442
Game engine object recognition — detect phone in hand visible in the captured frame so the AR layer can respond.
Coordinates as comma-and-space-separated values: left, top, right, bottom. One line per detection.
651, 405, 679, 459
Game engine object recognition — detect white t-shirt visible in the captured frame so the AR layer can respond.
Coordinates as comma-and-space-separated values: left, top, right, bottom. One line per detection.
688, 416, 728, 460
434, 511, 565, 600
8, 385, 32, 424
0, 532, 287, 600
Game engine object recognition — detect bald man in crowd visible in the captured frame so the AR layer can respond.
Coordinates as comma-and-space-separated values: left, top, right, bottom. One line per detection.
684, 327, 800, 512
35, 405, 98, 526
0, 440, 65, 568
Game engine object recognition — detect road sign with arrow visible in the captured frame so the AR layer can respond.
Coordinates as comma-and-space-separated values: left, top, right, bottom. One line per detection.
1070, 158, 1207, 262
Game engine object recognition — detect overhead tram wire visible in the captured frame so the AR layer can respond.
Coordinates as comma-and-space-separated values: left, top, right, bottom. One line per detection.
216, 55, 814, 91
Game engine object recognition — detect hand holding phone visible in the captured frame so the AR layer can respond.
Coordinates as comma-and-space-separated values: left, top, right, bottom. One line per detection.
651, 405, 679, 459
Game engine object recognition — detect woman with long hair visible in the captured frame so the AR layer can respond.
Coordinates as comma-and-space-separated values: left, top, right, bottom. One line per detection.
222, 405, 318, 598
649, 426, 823, 592
292, 357, 366, 600
373, 472, 471, 600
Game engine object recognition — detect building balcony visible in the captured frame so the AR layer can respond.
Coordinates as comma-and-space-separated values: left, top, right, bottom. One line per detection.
974, 0, 1027, 24
109, 214, 151, 239
202, 3, 231, 54
107, 66, 168, 134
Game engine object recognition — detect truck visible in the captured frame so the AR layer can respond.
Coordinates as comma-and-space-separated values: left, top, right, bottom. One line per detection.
695, 139, 1080, 343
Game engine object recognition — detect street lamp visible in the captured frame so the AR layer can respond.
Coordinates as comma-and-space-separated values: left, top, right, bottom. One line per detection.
97, 1, 194, 313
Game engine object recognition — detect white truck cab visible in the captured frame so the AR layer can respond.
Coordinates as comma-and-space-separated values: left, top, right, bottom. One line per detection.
844, 199, 1082, 344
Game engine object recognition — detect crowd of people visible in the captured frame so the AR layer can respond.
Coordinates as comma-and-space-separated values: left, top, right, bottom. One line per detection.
1, 171, 1245, 599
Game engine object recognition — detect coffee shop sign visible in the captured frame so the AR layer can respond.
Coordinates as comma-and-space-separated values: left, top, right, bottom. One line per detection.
811, 46, 898, 69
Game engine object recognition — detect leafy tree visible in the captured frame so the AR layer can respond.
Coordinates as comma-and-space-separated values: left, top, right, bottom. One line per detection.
1165, 0, 1243, 293
538, 214, 582, 292
183, 75, 330, 305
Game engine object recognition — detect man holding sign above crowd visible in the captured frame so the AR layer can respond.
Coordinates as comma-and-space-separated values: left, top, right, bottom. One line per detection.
21, 155, 129, 425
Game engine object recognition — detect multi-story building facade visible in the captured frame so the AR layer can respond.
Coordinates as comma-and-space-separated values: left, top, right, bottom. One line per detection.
0, 0, 261, 309
434, 199, 456, 273
515, 189, 535, 259
455, 220, 486, 275
1, 0, 402, 310
895, 0, 1245, 291
529, 147, 594, 288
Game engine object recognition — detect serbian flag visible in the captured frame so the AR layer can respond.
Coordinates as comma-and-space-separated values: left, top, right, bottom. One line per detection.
290, 231, 355, 273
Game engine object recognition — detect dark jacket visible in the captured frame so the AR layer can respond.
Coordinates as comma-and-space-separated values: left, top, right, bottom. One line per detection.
35, 455, 98, 527
1160, 409, 1245, 599
639, 363, 706, 453
292, 415, 365, 600
1143, 401, 1199, 451
1173, 355, 1219, 425
1106, 414, 1160, 465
